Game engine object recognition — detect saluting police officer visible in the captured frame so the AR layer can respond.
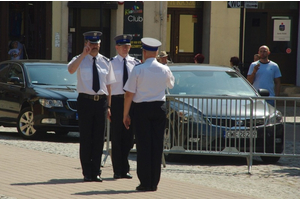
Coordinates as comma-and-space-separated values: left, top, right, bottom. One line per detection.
110, 34, 141, 179
68, 31, 116, 182
123, 37, 175, 191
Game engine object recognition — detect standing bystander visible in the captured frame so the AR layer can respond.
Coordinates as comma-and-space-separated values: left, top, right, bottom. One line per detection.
110, 34, 141, 179
247, 45, 281, 106
254, 53, 260, 61
157, 51, 171, 65
230, 56, 240, 72
8, 41, 21, 60
68, 31, 116, 182
194, 53, 205, 63
123, 37, 175, 191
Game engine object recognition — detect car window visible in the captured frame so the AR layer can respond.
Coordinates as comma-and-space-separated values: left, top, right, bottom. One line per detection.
0, 63, 10, 83
26, 64, 77, 86
169, 70, 257, 97
7, 64, 24, 85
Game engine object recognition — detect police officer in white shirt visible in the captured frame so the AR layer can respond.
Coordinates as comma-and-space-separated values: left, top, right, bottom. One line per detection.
123, 37, 175, 191
110, 34, 141, 179
68, 31, 116, 182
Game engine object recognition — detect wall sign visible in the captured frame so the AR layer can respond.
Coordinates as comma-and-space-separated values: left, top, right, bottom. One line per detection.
124, 1, 143, 60
273, 19, 291, 41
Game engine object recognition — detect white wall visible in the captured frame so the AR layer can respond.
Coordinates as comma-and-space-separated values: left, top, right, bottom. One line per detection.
209, 1, 240, 66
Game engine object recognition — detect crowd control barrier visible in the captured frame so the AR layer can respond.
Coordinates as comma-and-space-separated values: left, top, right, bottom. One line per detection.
103, 95, 300, 174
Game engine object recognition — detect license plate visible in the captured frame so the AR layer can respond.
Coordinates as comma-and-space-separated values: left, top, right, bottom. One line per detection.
226, 130, 257, 138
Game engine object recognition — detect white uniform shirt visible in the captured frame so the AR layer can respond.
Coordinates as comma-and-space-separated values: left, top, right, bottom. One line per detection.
110, 54, 140, 95
68, 54, 116, 95
124, 57, 175, 103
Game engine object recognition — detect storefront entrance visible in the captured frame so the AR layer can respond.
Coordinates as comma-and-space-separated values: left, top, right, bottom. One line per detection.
0, 2, 51, 61
244, 2, 298, 85
166, 2, 203, 63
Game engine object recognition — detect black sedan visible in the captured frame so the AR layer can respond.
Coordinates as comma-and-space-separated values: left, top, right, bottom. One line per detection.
0, 60, 78, 139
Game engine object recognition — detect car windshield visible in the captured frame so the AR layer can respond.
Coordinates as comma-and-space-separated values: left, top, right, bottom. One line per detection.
169, 70, 257, 96
25, 64, 77, 86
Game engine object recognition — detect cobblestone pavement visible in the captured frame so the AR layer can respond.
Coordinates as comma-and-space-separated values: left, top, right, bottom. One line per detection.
0, 127, 299, 199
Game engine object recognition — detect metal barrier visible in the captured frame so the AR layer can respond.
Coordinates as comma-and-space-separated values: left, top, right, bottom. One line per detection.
102, 95, 300, 174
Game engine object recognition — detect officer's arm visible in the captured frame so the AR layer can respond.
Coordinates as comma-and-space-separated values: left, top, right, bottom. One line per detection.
68, 54, 86, 74
68, 42, 91, 74
106, 85, 112, 121
123, 91, 135, 129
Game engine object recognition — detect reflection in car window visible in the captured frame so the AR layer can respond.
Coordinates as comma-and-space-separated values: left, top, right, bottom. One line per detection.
169, 71, 257, 96
26, 64, 77, 86
8, 64, 24, 84
0, 63, 10, 83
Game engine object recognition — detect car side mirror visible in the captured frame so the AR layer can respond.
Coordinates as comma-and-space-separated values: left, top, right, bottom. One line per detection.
8, 77, 24, 86
257, 89, 269, 96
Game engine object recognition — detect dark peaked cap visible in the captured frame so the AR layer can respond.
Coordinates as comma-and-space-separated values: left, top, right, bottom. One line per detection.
114, 34, 132, 45
83, 31, 102, 43
141, 37, 162, 51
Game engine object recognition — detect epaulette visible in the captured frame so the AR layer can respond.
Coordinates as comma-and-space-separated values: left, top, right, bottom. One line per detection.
134, 62, 142, 67
102, 56, 110, 63
134, 58, 141, 64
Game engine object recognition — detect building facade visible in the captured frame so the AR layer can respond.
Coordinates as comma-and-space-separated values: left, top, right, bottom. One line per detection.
0, 1, 299, 85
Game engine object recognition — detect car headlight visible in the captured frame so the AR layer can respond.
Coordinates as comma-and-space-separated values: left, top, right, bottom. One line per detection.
267, 110, 283, 124
39, 99, 63, 108
177, 110, 206, 123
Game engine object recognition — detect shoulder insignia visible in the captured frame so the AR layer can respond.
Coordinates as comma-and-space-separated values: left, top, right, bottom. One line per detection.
102, 56, 110, 62
134, 62, 142, 67
134, 58, 141, 64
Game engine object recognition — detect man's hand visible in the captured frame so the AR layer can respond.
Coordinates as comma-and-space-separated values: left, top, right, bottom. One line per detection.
107, 108, 111, 122
82, 41, 91, 56
123, 115, 131, 130
253, 63, 260, 73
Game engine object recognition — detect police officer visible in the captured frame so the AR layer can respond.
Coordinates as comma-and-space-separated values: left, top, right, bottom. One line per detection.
68, 31, 116, 182
110, 34, 141, 179
123, 37, 175, 191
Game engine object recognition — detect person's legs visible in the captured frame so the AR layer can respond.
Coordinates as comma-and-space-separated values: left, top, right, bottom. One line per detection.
77, 96, 94, 178
133, 103, 152, 187
91, 98, 107, 178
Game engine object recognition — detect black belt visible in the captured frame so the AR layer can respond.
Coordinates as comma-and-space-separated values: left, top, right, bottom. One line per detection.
112, 94, 124, 98
79, 93, 106, 101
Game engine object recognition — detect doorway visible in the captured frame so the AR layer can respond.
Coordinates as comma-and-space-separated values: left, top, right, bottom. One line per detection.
244, 6, 298, 85
8, 2, 51, 60
167, 8, 203, 63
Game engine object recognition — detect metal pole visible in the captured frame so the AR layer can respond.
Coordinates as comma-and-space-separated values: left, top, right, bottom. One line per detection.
239, 1, 245, 76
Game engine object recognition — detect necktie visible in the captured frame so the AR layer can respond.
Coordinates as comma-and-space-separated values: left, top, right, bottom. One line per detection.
123, 58, 128, 87
92, 57, 100, 93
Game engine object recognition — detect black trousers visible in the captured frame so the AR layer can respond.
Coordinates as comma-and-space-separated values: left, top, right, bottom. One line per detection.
132, 101, 166, 188
110, 95, 134, 175
77, 94, 107, 178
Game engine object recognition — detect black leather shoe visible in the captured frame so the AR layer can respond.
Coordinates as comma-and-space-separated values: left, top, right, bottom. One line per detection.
121, 173, 133, 179
113, 174, 122, 179
83, 176, 92, 182
136, 184, 155, 191
92, 175, 103, 182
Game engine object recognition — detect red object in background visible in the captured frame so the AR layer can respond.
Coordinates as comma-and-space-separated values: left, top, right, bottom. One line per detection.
118, 1, 124, 5
286, 48, 292, 54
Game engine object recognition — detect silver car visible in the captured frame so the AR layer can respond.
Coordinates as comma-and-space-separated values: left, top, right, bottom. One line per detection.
165, 64, 284, 163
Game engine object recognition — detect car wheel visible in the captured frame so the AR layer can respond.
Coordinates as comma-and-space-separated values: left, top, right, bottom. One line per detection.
17, 107, 41, 139
260, 141, 283, 164
260, 156, 281, 163
55, 130, 69, 135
